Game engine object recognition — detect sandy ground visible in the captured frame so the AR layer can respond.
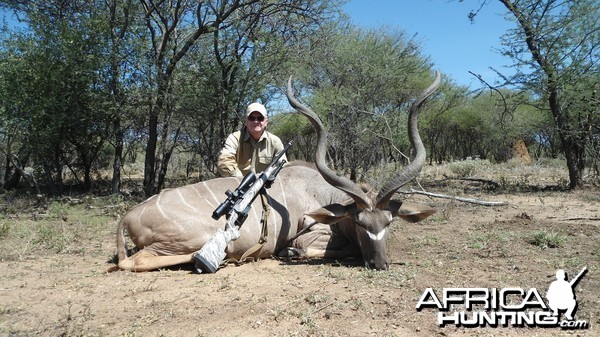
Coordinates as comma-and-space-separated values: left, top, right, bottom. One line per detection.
1, 186, 599, 336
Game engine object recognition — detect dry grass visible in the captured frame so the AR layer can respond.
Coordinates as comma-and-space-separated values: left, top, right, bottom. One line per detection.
0, 160, 599, 336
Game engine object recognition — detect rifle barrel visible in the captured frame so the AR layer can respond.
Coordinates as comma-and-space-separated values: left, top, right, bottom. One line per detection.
569, 266, 587, 287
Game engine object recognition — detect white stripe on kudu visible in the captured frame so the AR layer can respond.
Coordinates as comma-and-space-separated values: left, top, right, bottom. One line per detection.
177, 188, 198, 211
278, 178, 288, 210
114, 73, 440, 272
202, 181, 219, 207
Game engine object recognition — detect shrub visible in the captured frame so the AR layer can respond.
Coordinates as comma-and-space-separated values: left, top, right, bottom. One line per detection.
526, 230, 564, 248
447, 158, 492, 177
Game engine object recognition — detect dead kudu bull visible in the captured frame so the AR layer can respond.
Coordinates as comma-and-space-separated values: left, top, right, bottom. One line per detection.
113, 72, 441, 272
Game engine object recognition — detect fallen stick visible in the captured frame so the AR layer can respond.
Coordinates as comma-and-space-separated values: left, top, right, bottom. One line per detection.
87, 204, 124, 209
398, 189, 508, 206
453, 177, 500, 188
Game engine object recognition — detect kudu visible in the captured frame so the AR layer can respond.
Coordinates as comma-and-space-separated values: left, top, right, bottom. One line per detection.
113, 72, 440, 272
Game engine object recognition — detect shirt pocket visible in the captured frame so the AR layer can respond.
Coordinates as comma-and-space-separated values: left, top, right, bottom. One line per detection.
258, 156, 271, 165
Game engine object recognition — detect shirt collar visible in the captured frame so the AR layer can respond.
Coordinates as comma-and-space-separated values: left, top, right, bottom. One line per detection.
242, 127, 267, 142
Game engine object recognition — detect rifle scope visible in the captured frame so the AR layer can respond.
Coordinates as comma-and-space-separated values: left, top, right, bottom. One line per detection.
211, 172, 257, 220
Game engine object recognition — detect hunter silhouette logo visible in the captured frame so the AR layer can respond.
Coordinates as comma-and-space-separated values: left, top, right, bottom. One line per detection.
546, 267, 587, 321
416, 267, 589, 329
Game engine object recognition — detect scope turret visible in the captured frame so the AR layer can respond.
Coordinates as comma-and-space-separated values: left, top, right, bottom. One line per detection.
211, 172, 257, 220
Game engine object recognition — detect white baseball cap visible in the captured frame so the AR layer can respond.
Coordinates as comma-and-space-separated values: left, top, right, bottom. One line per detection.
246, 102, 268, 118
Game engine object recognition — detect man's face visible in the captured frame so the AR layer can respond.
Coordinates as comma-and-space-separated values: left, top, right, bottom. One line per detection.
244, 111, 268, 140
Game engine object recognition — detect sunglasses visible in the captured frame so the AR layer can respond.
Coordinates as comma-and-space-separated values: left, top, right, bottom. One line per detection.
247, 115, 265, 122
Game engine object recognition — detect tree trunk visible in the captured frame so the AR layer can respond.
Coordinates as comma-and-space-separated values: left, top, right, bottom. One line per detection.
107, 0, 132, 194
500, 0, 582, 189
549, 88, 581, 189
2, 151, 22, 190
143, 108, 159, 197
82, 153, 92, 191
111, 117, 123, 194
156, 127, 180, 192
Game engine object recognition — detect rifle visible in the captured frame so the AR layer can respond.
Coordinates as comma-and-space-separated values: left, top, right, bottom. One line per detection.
193, 141, 292, 273
569, 267, 587, 287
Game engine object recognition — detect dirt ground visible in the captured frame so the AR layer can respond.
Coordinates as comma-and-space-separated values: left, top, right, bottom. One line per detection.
1, 176, 599, 336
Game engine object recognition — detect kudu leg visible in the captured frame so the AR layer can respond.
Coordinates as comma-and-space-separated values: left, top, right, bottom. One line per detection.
118, 250, 195, 272
281, 223, 360, 260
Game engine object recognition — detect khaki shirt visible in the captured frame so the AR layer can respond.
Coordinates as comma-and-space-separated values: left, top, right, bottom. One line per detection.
217, 127, 287, 177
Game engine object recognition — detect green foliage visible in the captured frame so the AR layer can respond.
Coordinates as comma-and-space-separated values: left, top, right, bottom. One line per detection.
526, 230, 565, 249
146, 0, 341, 185
0, 221, 9, 239
292, 24, 435, 179
0, 2, 122, 192
468, 230, 516, 250
0, 0, 343, 193
447, 158, 493, 177
422, 87, 552, 163
0, 0, 597, 193
497, 0, 600, 187
268, 112, 315, 160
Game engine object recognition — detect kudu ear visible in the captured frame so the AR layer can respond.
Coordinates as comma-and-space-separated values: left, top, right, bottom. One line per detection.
388, 201, 436, 223
306, 203, 355, 224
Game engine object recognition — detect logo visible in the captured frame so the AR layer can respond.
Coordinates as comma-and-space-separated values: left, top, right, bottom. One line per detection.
416, 267, 588, 329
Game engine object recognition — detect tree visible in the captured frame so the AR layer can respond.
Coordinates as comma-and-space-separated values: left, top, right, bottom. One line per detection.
0, 0, 341, 195
291, 24, 436, 182
422, 88, 550, 163
174, 0, 333, 178
474, 0, 599, 188
104, 0, 141, 194
0, 1, 115, 193
138, 0, 340, 196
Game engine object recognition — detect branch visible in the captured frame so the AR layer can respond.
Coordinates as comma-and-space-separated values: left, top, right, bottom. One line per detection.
87, 204, 125, 210
452, 177, 500, 188
398, 189, 508, 206
0, 148, 42, 196
561, 217, 600, 221
468, 70, 509, 116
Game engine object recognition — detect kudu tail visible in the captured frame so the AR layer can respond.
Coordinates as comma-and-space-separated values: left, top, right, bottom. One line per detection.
106, 218, 128, 272
116, 218, 128, 262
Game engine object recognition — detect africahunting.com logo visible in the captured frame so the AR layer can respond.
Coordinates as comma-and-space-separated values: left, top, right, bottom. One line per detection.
416, 267, 589, 329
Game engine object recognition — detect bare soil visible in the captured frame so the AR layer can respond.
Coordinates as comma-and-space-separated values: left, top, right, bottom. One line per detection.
1, 177, 599, 336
